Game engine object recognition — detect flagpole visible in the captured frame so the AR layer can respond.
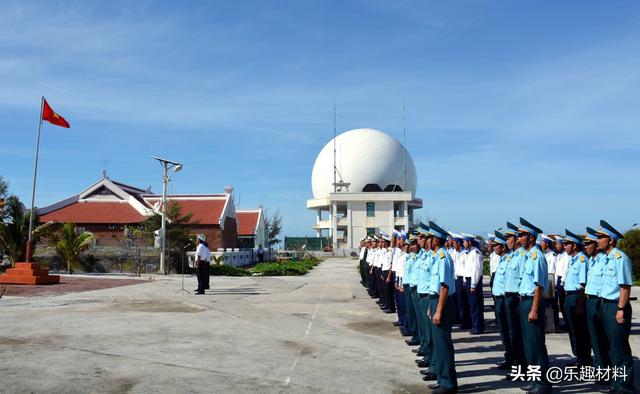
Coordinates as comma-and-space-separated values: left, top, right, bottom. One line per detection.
26, 96, 44, 262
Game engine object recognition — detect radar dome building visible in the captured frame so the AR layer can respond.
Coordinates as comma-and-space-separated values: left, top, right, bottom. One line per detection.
307, 128, 423, 253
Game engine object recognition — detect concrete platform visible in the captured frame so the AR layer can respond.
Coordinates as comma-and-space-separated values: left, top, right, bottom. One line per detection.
0, 258, 637, 393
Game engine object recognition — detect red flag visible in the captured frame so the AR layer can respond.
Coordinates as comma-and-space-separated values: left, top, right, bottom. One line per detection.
42, 98, 70, 128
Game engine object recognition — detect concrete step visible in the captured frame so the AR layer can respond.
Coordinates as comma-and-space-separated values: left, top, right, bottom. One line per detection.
0, 275, 60, 285
5, 268, 50, 276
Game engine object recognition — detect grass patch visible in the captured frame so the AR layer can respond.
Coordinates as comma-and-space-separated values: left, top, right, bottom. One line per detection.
251, 258, 321, 276
210, 264, 252, 277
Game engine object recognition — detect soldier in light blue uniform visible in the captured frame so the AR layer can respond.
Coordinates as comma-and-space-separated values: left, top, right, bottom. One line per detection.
415, 225, 435, 371
583, 227, 611, 385
418, 233, 438, 382
517, 217, 551, 394
403, 236, 420, 346
595, 220, 635, 394
562, 229, 592, 367
501, 221, 526, 371
491, 231, 516, 375
406, 231, 422, 347
425, 221, 457, 394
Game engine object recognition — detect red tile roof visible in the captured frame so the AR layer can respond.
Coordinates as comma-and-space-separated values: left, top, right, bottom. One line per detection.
166, 199, 226, 225
236, 211, 259, 236
39, 202, 149, 224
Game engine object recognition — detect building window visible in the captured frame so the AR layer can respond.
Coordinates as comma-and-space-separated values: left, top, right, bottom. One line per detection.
394, 202, 404, 218
74, 227, 85, 235
366, 202, 375, 217
108, 224, 116, 230
366, 228, 376, 236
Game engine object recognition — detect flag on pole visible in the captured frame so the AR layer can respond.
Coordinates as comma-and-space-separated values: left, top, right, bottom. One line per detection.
42, 98, 70, 128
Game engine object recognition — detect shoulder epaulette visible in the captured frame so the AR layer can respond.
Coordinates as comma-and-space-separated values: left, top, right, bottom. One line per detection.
579, 255, 585, 262
532, 250, 537, 259
614, 251, 622, 259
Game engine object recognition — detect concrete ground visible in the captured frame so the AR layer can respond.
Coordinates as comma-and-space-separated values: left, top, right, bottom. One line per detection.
0, 257, 637, 393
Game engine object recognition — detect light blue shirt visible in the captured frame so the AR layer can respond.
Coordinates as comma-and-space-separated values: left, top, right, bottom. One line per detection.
402, 253, 415, 286
519, 246, 548, 296
417, 250, 434, 294
491, 254, 508, 296
585, 252, 607, 296
505, 248, 525, 293
600, 247, 633, 301
429, 248, 456, 296
564, 252, 588, 291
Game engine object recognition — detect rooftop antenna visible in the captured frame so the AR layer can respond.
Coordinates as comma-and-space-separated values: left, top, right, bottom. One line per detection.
333, 98, 337, 193
403, 98, 407, 190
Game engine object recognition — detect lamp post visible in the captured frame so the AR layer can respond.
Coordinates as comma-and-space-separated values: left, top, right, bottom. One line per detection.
152, 156, 183, 274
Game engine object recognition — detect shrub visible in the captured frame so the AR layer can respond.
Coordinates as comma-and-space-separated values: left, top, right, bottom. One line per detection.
210, 264, 251, 277
251, 258, 320, 276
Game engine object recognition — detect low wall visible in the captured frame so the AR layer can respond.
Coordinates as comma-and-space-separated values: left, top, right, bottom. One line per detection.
187, 249, 276, 267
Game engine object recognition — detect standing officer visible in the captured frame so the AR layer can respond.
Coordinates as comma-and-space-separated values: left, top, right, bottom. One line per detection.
426, 221, 458, 394
502, 221, 525, 371
403, 235, 420, 346
517, 218, 551, 394
452, 234, 470, 329
491, 231, 515, 373
562, 229, 592, 367
359, 238, 368, 286
414, 225, 432, 368
380, 234, 395, 313
596, 220, 635, 394
540, 235, 557, 333
583, 227, 611, 386
463, 234, 485, 334
194, 235, 211, 295
417, 231, 438, 380
393, 233, 411, 335
555, 236, 569, 331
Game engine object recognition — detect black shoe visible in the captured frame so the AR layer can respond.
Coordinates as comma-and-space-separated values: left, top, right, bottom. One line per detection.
401, 330, 412, 337
422, 372, 437, 381
520, 385, 534, 392
416, 360, 428, 368
393, 321, 402, 326
195, 292, 205, 295
416, 350, 425, 357
411, 348, 421, 353
496, 361, 511, 370
428, 383, 440, 389
598, 387, 616, 394
566, 358, 578, 366
384, 309, 396, 314
406, 339, 420, 346
205, 286, 210, 289
419, 369, 431, 375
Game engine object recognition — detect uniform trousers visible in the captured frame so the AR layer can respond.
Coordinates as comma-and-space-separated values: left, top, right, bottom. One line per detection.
455, 276, 470, 327
556, 277, 566, 328
411, 288, 424, 348
466, 277, 485, 333
494, 295, 514, 366
393, 275, 407, 329
382, 270, 395, 311
359, 259, 366, 284
601, 301, 635, 393
519, 297, 551, 392
562, 292, 592, 365
585, 296, 610, 371
429, 296, 458, 391
196, 261, 209, 293
418, 294, 434, 366
505, 293, 525, 368
404, 285, 418, 341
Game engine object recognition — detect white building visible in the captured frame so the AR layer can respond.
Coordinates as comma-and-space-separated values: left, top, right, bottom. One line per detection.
307, 128, 423, 253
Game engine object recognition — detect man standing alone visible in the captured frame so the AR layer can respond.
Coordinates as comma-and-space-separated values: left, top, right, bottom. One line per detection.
195, 235, 211, 295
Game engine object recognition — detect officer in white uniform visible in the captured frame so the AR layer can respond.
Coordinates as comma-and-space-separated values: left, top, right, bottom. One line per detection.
195, 235, 211, 295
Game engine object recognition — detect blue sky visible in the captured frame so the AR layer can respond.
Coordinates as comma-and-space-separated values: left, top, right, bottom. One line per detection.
1, 0, 639, 238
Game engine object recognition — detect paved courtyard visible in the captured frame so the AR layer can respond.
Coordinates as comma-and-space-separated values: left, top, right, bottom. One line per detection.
0, 258, 638, 393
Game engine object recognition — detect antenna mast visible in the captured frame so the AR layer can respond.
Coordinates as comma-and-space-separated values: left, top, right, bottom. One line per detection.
403, 99, 407, 189
333, 99, 337, 193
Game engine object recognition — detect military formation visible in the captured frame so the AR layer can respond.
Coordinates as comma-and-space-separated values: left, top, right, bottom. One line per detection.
357, 218, 635, 394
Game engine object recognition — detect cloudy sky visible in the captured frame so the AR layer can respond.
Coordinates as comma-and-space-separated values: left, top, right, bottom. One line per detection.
1, 0, 639, 238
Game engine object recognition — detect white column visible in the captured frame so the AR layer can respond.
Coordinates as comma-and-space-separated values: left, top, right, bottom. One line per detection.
347, 201, 352, 248
389, 203, 394, 236
332, 202, 338, 251
404, 201, 409, 231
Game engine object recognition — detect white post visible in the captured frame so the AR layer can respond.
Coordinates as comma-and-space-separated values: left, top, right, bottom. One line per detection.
160, 163, 168, 274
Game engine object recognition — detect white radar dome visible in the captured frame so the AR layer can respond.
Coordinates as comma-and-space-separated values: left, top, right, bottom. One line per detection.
311, 128, 417, 199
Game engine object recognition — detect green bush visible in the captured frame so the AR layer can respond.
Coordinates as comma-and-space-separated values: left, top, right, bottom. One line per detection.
210, 264, 251, 277
252, 259, 320, 276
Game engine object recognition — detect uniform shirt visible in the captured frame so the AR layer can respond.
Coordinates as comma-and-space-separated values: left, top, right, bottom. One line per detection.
454, 249, 468, 277
359, 246, 367, 260
556, 251, 569, 282
374, 248, 383, 268
196, 243, 211, 262
545, 251, 557, 274
585, 252, 607, 297
429, 248, 456, 296
404, 252, 418, 286
489, 252, 500, 274
505, 248, 525, 293
564, 252, 588, 291
380, 248, 393, 271
519, 246, 548, 296
390, 247, 400, 272
394, 249, 406, 280
466, 248, 484, 288
600, 247, 633, 301
366, 247, 375, 266
492, 254, 508, 296
416, 250, 434, 294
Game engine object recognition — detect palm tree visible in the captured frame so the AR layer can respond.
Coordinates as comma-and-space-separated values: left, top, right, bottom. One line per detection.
49, 223, 95, 274
0, 196, 46, 265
